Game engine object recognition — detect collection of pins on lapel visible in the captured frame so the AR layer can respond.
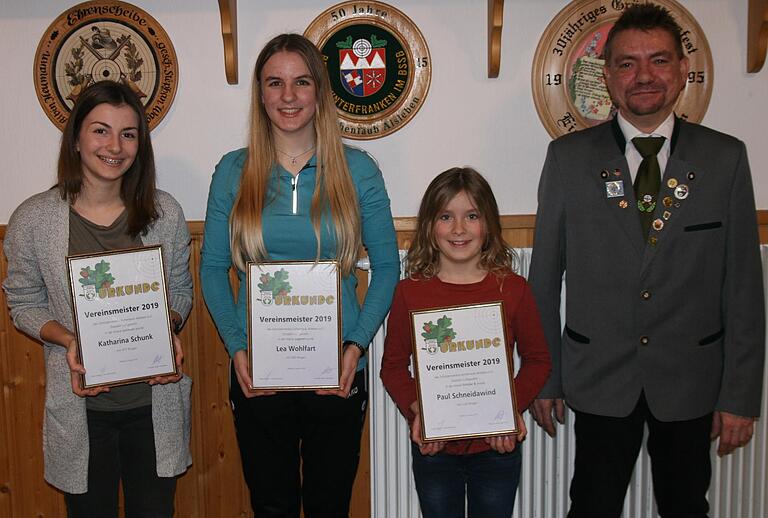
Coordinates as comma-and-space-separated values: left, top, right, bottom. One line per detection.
602, 169, 697, 246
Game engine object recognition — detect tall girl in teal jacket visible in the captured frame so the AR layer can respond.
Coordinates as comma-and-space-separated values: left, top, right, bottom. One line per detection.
200, 34, 399, 517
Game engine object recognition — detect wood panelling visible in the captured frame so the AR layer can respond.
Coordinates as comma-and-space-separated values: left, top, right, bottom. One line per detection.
0, 212, 765, 516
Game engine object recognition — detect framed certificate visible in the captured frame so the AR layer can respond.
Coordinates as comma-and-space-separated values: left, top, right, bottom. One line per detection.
247, 261, 341, 390
66, 246, 176, 388
410, 302, 518, 442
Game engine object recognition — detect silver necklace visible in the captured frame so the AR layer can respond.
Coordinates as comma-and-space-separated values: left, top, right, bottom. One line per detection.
277, 145, 316, 165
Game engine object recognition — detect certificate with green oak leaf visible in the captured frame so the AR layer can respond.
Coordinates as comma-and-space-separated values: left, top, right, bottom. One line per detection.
410, 302, 519, 442
66, 246, 176, 388
247, 261, 341, 390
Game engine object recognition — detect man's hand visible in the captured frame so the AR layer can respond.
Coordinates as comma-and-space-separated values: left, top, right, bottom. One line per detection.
530, 398, 565, 437
711, 410, 756, 456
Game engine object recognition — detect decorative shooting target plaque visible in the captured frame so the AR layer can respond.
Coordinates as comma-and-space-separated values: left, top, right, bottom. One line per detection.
34, 1, 179, 131
531, 0, 712, 138
305, 1, 431, 139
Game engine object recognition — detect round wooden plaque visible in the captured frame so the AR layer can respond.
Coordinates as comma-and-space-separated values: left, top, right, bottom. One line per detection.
305, 1, 431, 140
33, 1, 179, 131
531, 0, 712, 138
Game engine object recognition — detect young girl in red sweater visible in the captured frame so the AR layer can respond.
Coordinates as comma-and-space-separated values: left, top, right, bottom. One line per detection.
380, 167, 551, 518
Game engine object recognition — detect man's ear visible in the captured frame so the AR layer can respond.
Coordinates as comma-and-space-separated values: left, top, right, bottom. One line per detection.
678, 55, 690, 90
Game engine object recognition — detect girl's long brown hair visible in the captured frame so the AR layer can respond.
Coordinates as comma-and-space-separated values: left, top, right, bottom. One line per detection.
406, 167, 516, 279
57, 80, 158, 237
230, 34, 361, 276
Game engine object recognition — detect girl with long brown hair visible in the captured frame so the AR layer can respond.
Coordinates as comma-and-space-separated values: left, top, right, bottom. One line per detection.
3, 80, 192, 517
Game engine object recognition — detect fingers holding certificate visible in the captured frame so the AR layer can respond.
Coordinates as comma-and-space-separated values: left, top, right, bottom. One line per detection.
66, 246, 177, 388
411, 302, 519, 443
247, 261, 341, 391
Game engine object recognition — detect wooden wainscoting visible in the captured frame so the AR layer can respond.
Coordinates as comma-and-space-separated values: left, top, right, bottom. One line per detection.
0, 212, 765, 517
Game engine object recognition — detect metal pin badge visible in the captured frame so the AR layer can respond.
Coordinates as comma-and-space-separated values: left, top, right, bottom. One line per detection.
600, 170, 609, 179
663, 196, 673, 208
662, 210, 671, 220
652, 219, 664, 231
687, 171, 696, 180
667, 178, 678, 189
619, 200, 628, 209
674, 184, 689, 200
606, 180, 625, 198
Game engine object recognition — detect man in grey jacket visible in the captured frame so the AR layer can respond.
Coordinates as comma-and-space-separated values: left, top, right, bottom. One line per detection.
528, 4, 765, 517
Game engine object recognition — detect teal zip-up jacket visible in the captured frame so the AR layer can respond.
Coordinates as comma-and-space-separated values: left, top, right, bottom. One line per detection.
200, 146, 399, 371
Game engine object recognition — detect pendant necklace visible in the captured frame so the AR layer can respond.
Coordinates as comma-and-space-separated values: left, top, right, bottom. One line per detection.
277, 145, 316, 165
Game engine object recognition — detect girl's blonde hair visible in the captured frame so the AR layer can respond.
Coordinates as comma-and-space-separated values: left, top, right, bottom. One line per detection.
230, 34, 361, 276
406, 167, 516, 279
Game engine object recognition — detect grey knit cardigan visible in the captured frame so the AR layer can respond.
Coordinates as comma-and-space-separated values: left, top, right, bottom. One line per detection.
2, 188, 193, 493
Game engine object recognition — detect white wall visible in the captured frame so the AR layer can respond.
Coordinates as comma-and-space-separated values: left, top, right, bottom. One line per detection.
1, 0, 767, 222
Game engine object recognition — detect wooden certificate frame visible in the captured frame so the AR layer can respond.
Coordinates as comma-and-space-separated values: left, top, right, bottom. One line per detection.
66, 245, 176, 388
247, 261, 342, 391
410, 302, 518, 442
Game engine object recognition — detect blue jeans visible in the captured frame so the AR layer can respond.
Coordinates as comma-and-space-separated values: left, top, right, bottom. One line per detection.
411, 443, 522, 518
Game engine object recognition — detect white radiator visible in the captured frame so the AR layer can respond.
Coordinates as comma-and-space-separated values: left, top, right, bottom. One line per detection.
363, 247, 768, 517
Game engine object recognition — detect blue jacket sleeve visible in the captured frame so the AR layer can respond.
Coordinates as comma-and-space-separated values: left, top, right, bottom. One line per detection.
200, 149, 247, 357
345, 150, 400, 348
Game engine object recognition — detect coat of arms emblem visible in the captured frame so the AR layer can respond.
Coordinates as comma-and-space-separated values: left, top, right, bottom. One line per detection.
337, 35, 387, 97
305, 1, 431, 139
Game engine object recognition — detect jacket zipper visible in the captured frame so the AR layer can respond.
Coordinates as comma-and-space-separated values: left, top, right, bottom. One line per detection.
288, 162, 316, 215
291, 173, 300, 214
290, 163, 315, 215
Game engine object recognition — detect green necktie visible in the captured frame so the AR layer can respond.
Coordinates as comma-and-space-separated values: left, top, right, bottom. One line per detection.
632, 136, 666, 239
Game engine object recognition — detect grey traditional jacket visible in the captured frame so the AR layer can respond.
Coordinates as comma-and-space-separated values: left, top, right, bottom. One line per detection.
3, 188, 193, 493
528, 118, 765, 421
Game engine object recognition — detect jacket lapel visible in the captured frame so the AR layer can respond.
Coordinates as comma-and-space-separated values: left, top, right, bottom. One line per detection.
596, 119, 645, 255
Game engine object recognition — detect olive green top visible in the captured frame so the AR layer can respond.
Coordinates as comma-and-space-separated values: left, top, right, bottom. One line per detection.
69, 208, 151, 412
